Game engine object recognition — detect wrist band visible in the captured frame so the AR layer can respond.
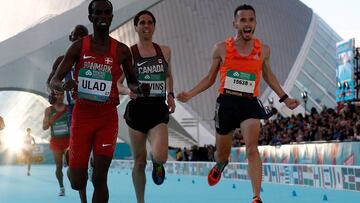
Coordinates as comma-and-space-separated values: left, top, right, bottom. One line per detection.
168, 92, 175, 98
279, 94, 288, 103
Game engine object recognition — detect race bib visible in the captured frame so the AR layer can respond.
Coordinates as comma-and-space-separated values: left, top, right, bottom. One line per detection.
224, 70, 256, 94
138, 73, 166, 97
52, 123, 69, 137
77, 68, 112, 102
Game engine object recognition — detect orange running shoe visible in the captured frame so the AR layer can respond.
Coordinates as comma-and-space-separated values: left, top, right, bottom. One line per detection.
207, 161, 228, 186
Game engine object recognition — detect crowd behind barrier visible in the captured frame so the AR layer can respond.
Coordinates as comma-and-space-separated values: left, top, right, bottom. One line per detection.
240, 105, 360, 146
174, 104, 360, 163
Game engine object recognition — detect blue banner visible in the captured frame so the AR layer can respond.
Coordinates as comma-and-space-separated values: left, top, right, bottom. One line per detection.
336, 39, 355, 102
110, 160, 360, 192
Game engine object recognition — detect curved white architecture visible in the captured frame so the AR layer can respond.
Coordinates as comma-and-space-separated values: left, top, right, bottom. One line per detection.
0, 0, 342, 146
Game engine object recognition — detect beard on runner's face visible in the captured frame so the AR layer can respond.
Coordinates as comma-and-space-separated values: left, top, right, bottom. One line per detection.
235, 9, 256, 41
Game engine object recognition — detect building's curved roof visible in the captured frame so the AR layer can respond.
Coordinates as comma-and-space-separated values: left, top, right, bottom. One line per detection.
0, 0, 343, 146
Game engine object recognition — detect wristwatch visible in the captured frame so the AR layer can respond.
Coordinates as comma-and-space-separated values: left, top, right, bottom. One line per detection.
279, 94, 289, 103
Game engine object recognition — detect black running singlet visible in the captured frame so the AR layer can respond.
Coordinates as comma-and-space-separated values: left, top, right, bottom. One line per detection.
131, 43, 168, 98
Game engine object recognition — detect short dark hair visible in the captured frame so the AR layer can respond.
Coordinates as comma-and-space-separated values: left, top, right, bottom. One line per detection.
74, 25, 89, 35
69, 25, 89, 41
88, 0, 113, 15
133, 10, 156, 26
234, 4, 256, 18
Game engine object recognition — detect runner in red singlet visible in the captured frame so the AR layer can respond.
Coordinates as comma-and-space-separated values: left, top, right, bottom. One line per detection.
177, 4, 299, 203
49, 1, 150, 202
46, 25, 88, 202
42, 92, 69, 196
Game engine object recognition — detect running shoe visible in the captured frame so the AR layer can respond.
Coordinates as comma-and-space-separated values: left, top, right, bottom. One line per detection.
207, 161, 228, 186
59, 187, 65, 196
252, 196, 262, 203
152, 162, 165, 185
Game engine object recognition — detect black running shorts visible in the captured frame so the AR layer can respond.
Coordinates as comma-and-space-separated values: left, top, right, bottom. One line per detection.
124, 98, 169, 134
214, 94, 272, 135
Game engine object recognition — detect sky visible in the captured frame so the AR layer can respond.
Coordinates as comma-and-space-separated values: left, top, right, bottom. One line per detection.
300, 0, 360, 46
0, 0, 359, 45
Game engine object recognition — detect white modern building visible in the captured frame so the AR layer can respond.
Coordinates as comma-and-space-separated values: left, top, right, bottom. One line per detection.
0, 0, 342, 147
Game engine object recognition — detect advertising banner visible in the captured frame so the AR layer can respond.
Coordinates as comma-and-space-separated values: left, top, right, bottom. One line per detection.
336, 39, 355, 102
110, 160, 360, 192
231, 142, 360, 166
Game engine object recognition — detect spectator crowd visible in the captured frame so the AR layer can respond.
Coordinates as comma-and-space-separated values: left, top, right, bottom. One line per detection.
175, 104, 360, 161
256, 105, 360, 146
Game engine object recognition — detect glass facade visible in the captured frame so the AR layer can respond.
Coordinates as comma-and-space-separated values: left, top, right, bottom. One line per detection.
290, 15, 342, 112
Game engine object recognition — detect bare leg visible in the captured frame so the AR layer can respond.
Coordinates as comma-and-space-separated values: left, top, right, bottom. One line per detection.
148, 123, 168, 164
148, 124, 168, 185
68, 168, 88, 191
241, 119, 262, 199
91, 155, 112, 203
67, 168, 88, 203
207, 132, 232, 186
214, 133, 233, 164
53, 151, 64, 188
128, 127, 147, 203
27, 161, 31, 175
27, 152, 32, 176
79, 184, 87, 203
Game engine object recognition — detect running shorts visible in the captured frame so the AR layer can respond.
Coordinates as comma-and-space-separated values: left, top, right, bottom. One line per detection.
124, 98, 169, 134
69, 102, 118, 169
49, 136, 69, 152
214, 94, 272, 135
